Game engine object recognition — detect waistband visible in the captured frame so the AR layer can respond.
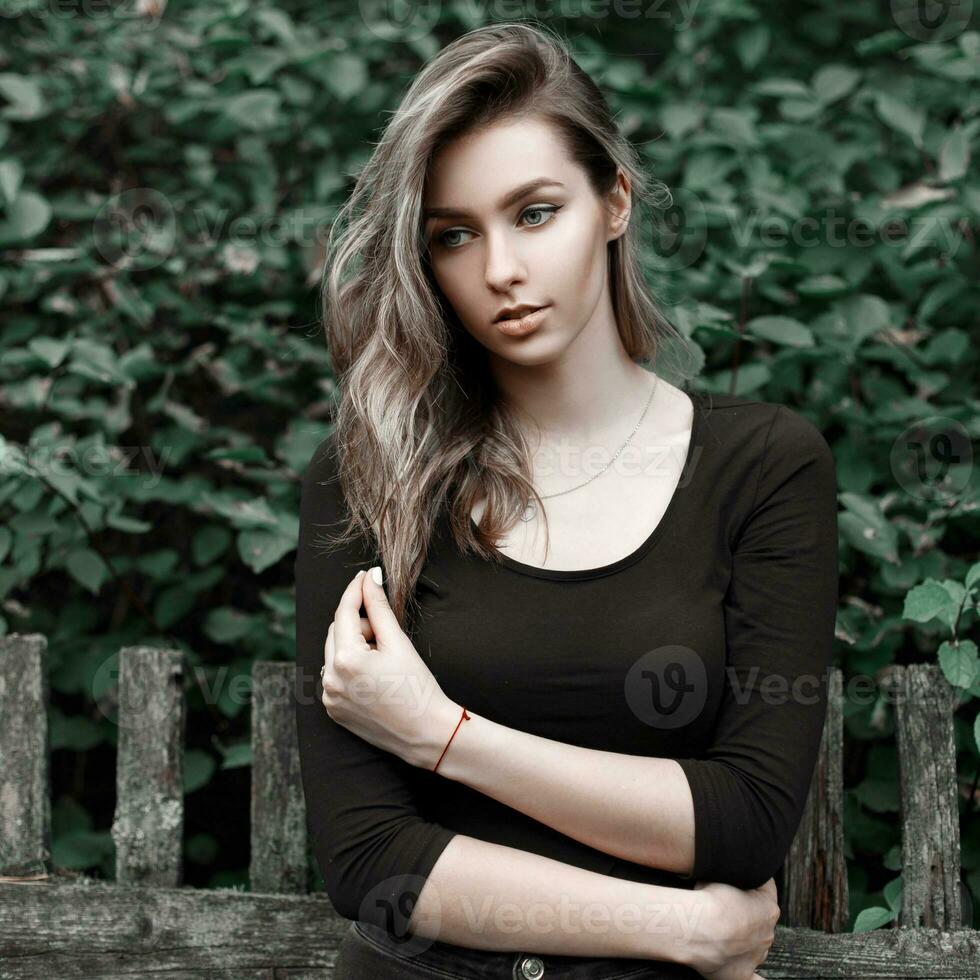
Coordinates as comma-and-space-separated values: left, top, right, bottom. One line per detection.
351, 920, 699, 980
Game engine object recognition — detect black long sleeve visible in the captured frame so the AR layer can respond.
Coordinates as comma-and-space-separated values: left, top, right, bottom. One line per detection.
293, 392, 840, 917
673, 404, 839, 889
293, 434, 457, 926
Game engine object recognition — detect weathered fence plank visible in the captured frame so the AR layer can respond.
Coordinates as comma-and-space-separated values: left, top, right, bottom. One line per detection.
880, 663, 963, 930
250, 661, 308, 894
0, 879, 343, 979
111, 647, 186, 886
782, 666, 848, 932
0, 634, 51, 878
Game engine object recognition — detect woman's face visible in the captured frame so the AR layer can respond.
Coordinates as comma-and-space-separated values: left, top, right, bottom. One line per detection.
422, 115, 629, 367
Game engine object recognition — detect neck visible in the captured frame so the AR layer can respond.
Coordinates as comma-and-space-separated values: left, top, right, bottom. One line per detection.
489, 318, 657, 448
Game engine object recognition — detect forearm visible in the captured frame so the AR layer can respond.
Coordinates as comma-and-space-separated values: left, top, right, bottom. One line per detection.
408, 833, 707, 964
430, 705, 696, 876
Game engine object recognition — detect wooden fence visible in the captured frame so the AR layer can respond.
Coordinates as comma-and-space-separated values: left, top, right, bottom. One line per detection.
0, 632, 977, 977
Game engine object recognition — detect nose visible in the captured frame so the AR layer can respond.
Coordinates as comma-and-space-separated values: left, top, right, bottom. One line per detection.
483, 229, 526, 293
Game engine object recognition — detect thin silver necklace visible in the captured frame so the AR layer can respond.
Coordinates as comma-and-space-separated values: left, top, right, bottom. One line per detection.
519, 373, 660, 524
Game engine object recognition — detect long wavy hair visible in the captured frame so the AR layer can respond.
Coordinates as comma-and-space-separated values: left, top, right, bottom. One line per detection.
317, 21, 696, 631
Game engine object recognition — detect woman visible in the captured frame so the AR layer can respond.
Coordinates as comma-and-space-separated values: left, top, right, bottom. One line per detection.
293, 22, 838, 980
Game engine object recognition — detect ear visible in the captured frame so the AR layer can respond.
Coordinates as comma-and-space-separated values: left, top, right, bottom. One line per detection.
606, 169, 632, 243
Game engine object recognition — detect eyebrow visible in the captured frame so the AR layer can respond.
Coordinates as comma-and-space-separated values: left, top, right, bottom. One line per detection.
423, 178, 566, 222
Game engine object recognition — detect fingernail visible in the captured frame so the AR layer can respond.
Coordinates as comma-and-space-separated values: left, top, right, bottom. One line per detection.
355, 570, 365, 580
370, 566, 383, 586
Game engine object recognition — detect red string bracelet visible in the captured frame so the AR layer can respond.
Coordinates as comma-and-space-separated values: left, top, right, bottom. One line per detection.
432, 707, 470, 772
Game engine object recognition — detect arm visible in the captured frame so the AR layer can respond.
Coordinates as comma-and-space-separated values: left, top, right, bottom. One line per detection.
433, 405, 839, 891
294, 432, 457, 930
408, 833, 709, 965
430, 711, 698, 877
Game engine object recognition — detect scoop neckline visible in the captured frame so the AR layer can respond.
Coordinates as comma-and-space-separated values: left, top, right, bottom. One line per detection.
470, 388, 705, 582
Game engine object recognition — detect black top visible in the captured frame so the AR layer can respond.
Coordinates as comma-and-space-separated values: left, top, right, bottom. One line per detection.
293, 389, 839, 928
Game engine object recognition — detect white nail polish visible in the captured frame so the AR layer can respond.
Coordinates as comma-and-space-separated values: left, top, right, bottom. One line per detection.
371, 566, 383, 586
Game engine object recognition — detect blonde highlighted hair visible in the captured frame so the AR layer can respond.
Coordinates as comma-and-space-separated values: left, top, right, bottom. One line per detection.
317, 20, 695, 630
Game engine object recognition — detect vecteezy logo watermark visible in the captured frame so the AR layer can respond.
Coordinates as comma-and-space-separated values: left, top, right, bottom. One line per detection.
357, 0, 441, 40
358, 873, 442, 956
0, 442, 175, 491
890, 0, 974, 42
647, 187, 708, 273
92, 653, 182, 733
93, 187, 176, 272
890, 416, 973, 503
0, 0, 167, 22
625, 645, 707, 730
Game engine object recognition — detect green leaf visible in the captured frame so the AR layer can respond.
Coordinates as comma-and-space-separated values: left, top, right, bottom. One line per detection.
853, 905, 897, 932
734, 23, 770, 70
238, 527, 296, 574
660, 103, 703, 141
184, 749, 216, 795
27, 337, 70, 368
837, 294, 892, 349
902, 579, 959, 626
205, 445, 271, 465
0, 157, 23, 205
136, 549, 180, 578
52, 830, 113, 870
839, 494, 900, 565
853, 777, 900, 812
938, 125, 970, 183
965, 562, 980, 593
65, 548, 109, 595
105, 512, 153, 534
811, 64, 860, 104
796, 275, 849, 299
224, 90, 282, 131
0, 73, 46, 120
323, 53, 367, 101
204, 607, 256, 644
875, 93, 925, 148
753, 78, 812, 98
220, 742, 253, 770
0, 190, 51, 245
778, 97, 823, 121
706, 363, 772, 396
745, 315, 815, 347
938, 639, 979, 689
883, 876, 903, 913
192, 525, 232, 566
154, 585, 198, 630
202, 493, 280, 531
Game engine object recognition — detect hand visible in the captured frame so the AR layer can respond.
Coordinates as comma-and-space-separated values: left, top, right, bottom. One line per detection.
684, 877, 779, 980
319, 567, 461, 769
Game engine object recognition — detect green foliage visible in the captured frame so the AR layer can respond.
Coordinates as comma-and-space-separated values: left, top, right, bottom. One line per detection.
0, 0, 977, 915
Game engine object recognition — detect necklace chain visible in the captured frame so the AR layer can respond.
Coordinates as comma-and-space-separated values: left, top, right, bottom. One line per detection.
520, 373, 660, 523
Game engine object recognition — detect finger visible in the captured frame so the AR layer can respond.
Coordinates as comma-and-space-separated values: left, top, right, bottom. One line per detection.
359, 615, 375, 643
334, 569, 369, 654
361, 566, 399, 645
321, 621, 336, 702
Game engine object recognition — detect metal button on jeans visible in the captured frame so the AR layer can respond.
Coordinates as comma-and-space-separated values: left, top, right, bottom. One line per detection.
520, 955, 545, 979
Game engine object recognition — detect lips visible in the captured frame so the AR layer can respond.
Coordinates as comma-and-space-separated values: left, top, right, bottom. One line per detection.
494, 304, 549, 336
495, 304, 544, 323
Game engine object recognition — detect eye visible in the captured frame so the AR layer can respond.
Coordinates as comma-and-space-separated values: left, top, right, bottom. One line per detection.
521, 204, 559, 228
435, 204, 561, 250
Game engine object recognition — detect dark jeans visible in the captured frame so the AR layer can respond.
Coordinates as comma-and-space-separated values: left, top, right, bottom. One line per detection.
332, 920, 701, 979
